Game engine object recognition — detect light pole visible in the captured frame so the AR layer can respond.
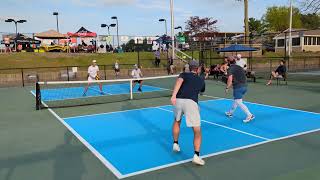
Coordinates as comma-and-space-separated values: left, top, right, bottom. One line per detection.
170, 0, 175, 60
288, 0, 293, 57
53, 12, 59, 32
111, 16, 119, 48
175, 26, 182, 32
159, 19, 167, 35
101, 23, 116, 49
5, 18, 27, 51
101, 23, 116, 36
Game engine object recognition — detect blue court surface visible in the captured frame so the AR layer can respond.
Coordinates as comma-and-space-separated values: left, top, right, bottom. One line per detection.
63, 99, 320, 179
33, 83, 164, 101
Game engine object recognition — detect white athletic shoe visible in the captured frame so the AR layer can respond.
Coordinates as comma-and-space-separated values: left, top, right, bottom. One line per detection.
173, 143, 181, 152
243, 115, 255, 123
225, 111, 233, 118
192, 154, 205, 166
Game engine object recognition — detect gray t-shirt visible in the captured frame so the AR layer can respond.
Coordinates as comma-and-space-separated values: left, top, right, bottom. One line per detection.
227, 64, 247, 89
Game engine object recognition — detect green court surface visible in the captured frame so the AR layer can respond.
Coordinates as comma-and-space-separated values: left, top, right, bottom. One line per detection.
1, 74, 320, 180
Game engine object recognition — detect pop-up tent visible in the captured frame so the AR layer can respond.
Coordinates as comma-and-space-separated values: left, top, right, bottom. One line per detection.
67, 27, 97, 37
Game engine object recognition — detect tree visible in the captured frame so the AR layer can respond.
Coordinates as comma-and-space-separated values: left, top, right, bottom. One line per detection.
248, 18, 267, 35
185, 16, 218, 38
263, 6, 303, 32
301, 13, 320, 29
121, 39, 135, 52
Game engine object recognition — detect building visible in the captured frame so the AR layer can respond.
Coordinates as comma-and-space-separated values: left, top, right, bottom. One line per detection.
274, 29, 320, 53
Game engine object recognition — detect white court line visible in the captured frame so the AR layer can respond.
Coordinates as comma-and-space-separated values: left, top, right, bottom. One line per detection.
63, 99, 225, 119
37, 99, 125, 179
156, 107, 270, 141
202, 94, 320, 115
64, 105, 172, 120
201, 120, 270, 141
39, 95, 320, 179
120, 109, 320, 179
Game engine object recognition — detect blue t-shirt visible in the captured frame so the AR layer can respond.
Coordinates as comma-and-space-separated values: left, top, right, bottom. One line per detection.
176, 72, 205, 103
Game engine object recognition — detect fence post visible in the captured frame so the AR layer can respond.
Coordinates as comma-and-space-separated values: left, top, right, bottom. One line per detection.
137, 51, 140, 66
67, 66, 70, 81
287, 56, 290, 71
104, 65, 107, 80
21, 68, 24, 87
269, 59, 272, 72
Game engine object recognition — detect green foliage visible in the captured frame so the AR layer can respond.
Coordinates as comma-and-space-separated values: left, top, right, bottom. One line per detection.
301, 13, 320, 29
248, 17, 267, 35
121, 39, 135, 52
263, 6, 302, 32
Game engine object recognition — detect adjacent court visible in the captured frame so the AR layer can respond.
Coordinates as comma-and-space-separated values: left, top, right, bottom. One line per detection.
62, 99, 320, 179
32, 83, 164, 101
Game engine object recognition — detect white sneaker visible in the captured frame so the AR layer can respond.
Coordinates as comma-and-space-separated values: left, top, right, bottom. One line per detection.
192, 154, 205, 166
243, 115, 255, 123
173, 143, 180, 152
225, 111, 233, 118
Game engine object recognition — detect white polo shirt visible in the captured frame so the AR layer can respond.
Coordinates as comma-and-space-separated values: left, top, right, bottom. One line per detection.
88, 65, 99, 79
131, 68, 142, 78
236, 59, 247, 70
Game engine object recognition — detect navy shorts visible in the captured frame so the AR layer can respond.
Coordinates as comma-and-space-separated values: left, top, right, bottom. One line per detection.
233, 86, 247, 99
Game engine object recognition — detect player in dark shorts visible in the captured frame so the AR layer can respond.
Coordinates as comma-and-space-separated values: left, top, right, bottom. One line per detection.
131, 64, 143, 92
225, 56, 255, 123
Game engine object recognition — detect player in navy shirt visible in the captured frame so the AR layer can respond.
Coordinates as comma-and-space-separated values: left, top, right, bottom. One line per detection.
171, 60, 206, 166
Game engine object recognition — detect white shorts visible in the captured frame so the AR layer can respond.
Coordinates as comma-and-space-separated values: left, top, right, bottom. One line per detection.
174, 98, 201, 127
88, 76, 96, 82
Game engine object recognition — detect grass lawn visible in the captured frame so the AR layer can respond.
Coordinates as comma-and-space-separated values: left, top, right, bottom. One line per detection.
0, 51, 319, 69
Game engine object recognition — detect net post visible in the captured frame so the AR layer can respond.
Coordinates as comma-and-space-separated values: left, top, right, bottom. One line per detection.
104, 65, 107, 80
130, 80, 133, 100
36, 82, 41, 110
67, 66, 70, 81
21, 68, 25, 87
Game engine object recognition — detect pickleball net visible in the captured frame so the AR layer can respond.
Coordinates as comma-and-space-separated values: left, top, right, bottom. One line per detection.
35, 75, 178, 109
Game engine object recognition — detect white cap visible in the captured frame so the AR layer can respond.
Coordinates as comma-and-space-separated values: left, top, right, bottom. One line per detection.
236, 54, 241, 59
134, 64, 138, 67
92, 60, 97, 63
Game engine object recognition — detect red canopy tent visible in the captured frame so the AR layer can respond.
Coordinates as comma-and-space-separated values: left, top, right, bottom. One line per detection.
67, 27, 97, 37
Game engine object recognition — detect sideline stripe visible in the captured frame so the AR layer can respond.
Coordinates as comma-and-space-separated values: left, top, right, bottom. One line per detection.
156, 107, 270, 141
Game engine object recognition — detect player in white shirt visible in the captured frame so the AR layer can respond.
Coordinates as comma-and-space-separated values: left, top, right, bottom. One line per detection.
235, 54, 247, 71
83, 60, 104, 96
131, 64, 143, 92
114, 60, 120, 78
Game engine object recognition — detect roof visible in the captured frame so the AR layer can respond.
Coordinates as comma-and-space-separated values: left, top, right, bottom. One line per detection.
274, 28, 320, 39
34, 30, 67, 39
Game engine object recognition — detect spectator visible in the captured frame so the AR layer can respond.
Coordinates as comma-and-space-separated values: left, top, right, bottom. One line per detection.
167, 57, 175, 75
220, 62, 229, 76
235, 54, 247, 71
266, 60, 287, 86
183, 62, 190, 73
154, 49, 161, 67
114, 60, 120, 78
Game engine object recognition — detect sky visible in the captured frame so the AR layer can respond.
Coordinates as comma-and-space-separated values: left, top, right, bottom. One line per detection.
0, 0, 291, 36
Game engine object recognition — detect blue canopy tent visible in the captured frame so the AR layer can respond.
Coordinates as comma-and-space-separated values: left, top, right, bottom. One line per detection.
217, 44, 257, 52
218, 44, 257, 71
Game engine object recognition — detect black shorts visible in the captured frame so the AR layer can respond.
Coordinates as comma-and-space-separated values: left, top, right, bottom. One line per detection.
5, 44, 10, 47
114, 68, 120, 72
133, 80, 143, 83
